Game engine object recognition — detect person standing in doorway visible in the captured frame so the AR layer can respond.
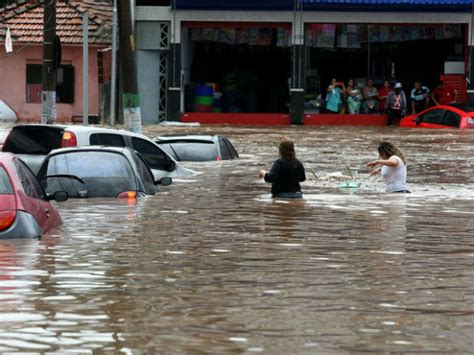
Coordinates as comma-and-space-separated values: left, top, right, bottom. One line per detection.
363, 79, 379, 114
259, 138, 306, 199
325, 78, 344, 114
346, 79, 363, 114
367, 142, 409, 193
378, 79, 392, 113
410, 81, 430, 114
431, 80, 458, 106
385, 82, 407, 126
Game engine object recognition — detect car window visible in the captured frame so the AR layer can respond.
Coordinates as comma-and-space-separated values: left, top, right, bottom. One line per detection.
218, 138, 232, 160
160, 142, 218, 161
40, 151, 137, 198
224, 138, 239, 159
0, 166, 14, 194
131, 138, 169, 171
3, 126, 63, 155
417, 109, 445, 125
90, 133, 126, 147
15, 159, 46, 200
131, 152, 156, 194
442, 111, 461, 128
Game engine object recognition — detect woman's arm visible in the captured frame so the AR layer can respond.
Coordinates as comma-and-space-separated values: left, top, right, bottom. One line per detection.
367, 156, 400, 169
261, 161, 281, 183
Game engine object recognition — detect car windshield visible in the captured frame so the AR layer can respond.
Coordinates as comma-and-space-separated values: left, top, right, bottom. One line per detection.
39, 151, 137, 198
0, 166, 14, 194
3, 126, 63, 155
158, 140, 218, 161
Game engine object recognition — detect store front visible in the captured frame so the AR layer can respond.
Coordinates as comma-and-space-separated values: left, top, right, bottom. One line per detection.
183, 23, 292, 114
304, 23, 467, 113
135, 0, 474, 125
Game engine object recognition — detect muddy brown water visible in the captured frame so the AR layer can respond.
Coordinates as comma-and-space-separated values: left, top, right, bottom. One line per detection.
1, 125, 473, 353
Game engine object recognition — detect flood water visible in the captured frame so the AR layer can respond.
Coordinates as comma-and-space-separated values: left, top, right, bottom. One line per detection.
1, 125, 474, 353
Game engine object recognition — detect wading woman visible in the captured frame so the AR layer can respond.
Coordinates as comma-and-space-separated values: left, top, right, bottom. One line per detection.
259, 138, 306, 199
367, 142, 409, 193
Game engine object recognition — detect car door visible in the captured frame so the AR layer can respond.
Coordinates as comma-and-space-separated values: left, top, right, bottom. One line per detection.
15, 159, 59, 234
130, 137, 175, 180
218, 137, 232, 160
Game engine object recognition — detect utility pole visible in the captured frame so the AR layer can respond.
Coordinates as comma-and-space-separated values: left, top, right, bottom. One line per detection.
110, 0, 118, 125
83, 13, 89, 126
41, 0, 57, 124
117, 0, 142, 133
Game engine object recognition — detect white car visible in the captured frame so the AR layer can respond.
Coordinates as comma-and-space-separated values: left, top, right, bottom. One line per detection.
2, 124, 195, 180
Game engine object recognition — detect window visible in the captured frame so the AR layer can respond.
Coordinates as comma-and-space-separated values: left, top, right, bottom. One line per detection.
417, 109, 445, 125
26, 64, 74, 103
16, 159, 46, 200
158, 141, 219, 161
131, 152, 156, 195
90, 133, 126, 147
131, 138, 170, 171
3, 126, 64, 155
442, 111, 461, 128
0, 166, 14, 194
223, 138, 239, 159
219, 138, 232, 160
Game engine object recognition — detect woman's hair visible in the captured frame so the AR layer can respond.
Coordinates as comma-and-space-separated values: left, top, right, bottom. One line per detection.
279, 139, 296, 160
377, 141, 406, 164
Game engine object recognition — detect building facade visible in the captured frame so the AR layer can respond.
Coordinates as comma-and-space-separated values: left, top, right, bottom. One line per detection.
135, 0, 474, 124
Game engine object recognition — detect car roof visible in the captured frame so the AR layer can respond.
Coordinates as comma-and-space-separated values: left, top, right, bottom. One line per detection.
155, 134, 217, 142
48, 145, 133, 156
12, 124, 154, 140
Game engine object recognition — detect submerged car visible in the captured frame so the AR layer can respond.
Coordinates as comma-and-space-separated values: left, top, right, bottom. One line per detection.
400, 105, 474, 129
2, 124, 194, 179
0, 153, 68, 239
37, 146, 172, 199
154, 135, 239, 162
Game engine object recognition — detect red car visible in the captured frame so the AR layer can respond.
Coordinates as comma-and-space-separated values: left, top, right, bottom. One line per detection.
400, 105, 474, 129
0, 153, 68, 239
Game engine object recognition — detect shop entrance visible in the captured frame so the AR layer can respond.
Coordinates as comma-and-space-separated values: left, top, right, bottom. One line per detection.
305, 24, 466, 104
183, 23, 292, 114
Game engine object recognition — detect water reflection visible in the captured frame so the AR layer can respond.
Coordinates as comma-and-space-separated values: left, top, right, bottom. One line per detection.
0, 125, 473, 353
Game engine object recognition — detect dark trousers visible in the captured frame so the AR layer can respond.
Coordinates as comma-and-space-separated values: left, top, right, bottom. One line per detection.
387, 109, 404, 126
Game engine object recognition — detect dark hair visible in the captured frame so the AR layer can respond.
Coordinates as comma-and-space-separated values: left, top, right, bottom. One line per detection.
279, 139, 296, 160
377, 142, 406, 164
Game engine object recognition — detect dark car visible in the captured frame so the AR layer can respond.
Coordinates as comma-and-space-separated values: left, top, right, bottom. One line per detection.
37, 146, 171, 199
0, 153, 68, 239
154, 135, 239, 162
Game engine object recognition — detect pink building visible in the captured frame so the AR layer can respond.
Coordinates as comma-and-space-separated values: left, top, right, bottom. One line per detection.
0, 0, 112, 122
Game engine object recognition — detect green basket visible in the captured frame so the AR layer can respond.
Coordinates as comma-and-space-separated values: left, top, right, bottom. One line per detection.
195, 96, 214, 105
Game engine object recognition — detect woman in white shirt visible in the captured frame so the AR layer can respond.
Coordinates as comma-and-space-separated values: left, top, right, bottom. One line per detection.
367, 142, 410, 193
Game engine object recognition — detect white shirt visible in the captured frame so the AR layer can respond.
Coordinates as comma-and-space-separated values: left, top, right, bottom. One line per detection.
381, 156, 407, 192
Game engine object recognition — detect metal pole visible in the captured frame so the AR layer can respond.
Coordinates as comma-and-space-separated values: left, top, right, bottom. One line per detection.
110, 0, 118, 125
367, 26, 371, 79
41, 0, 57, 124
83, 13, 89, 126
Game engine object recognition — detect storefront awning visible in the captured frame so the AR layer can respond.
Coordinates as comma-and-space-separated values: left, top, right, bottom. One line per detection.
176, 0, 474, 11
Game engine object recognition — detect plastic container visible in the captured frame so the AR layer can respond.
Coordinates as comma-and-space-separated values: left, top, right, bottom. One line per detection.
195, 96, 214, 105
195, 104, 213, 113
195, 85, 213, 97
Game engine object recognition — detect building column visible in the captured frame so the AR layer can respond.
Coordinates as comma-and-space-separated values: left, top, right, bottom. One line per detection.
167, 42, 181, 121
290, 5, 305, 125
290, 44, 305, 125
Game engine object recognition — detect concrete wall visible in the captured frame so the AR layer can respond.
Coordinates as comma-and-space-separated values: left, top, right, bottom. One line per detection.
0, 45, 101, 122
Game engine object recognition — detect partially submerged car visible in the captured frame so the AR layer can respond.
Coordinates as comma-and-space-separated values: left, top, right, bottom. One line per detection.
37, 146, 172, 199
2, 124, 194, 179
400, 105, 474, 129
154, 135, 239, 162
0, 153, 67, 239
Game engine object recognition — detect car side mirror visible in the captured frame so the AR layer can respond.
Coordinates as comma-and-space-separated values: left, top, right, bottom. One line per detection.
48, 191, 69, 202
156, 177, 172, 186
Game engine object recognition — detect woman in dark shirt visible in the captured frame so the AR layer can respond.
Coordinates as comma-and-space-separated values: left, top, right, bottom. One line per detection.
259, 138, 306, 198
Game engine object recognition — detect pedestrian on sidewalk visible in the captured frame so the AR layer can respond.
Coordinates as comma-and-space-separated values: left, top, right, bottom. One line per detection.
386, 82, 407, 126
